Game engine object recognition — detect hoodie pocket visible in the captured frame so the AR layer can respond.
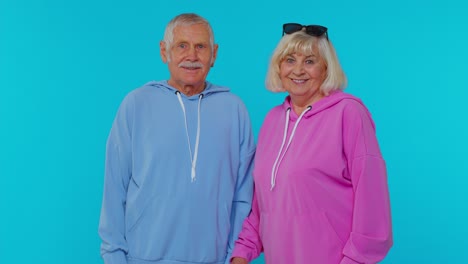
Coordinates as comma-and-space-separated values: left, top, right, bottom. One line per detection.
259, 211, 345, 263
124, 176, 149, 233
125, 195, 174, 260
319, 211, 346, 245
125, 197, 231, 262
218, 204, 231, 246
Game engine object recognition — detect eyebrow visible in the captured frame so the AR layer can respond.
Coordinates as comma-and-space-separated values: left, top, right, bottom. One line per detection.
175, 40, 209, 45
286, 53, 317, 59
304, 54, 317, 59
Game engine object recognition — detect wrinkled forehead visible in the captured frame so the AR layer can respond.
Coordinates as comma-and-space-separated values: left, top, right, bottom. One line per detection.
172, 23, 213, 45
174, 21, 208, 30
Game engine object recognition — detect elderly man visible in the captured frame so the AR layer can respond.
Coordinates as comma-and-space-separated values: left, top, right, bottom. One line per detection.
98, 13, 255, 264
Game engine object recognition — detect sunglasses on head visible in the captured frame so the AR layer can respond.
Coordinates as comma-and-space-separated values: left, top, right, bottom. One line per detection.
282, 23, 328, 39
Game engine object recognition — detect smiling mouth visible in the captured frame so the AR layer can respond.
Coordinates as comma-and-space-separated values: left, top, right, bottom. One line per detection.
179, 61, 203, 70
182, 66, 201, 70
291, 79, 308, 84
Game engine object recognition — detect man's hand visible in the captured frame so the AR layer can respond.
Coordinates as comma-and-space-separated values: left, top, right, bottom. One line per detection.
231, 257, 248, 264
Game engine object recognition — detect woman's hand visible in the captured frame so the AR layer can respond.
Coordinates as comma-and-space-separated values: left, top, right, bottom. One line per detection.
231, 257, 249, 264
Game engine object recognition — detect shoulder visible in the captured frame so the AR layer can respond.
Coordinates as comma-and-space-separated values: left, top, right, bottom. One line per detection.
130, 83, 163, 99
266, 104, 284, 116
329, 93, 372, 118
123, 82, 172, 105
338, 94, 376, 130
263, 104, 284, 123
219, 92, 246, 106
207, 83, 249, 109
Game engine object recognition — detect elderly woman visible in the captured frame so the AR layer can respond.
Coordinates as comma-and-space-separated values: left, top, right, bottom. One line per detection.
231, 24, 393, 264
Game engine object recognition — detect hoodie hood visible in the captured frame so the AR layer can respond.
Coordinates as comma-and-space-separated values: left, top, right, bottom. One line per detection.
143, 80, 230, 99
282, 91, 367, 120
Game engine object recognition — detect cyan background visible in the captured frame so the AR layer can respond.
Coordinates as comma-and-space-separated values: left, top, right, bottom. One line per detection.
1, 0, 467, 263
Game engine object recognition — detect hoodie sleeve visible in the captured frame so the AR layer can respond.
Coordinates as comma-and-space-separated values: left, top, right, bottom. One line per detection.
98, 94, 134, 264
230, 191, 263, 262
224, 105, 256, 264
340, 102, 393, 264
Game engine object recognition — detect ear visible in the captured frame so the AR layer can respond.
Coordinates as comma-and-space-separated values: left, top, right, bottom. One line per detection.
160, 41, 168, 63
211, 44, 219, 67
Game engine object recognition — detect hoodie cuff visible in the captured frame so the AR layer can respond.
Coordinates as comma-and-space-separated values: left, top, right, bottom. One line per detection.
340, 256, 361, 264
230, 247, 253, 262
102, 250, 127, 264
224, 250, 233, 264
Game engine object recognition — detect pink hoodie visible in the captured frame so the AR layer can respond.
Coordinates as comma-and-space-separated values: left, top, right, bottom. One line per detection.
232, 92, 392, 264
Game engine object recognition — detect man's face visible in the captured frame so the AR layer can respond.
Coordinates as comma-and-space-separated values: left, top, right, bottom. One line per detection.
160, 23, 218, 93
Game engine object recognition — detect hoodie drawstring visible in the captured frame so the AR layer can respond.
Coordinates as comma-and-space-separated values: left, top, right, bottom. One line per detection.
270, 106, 312, 190
176, 91, 203, 182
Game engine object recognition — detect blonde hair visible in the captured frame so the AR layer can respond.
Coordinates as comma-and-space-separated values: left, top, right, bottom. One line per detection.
265, 30, 347, 94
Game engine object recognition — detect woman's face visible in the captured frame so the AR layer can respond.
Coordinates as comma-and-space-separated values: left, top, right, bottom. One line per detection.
279, 48, 327, 105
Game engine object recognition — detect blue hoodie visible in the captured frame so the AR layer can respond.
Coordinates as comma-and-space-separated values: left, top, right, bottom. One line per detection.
98, 81, 255, 264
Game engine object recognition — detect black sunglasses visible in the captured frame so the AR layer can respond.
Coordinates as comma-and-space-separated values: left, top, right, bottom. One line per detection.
282, 23, 328, 39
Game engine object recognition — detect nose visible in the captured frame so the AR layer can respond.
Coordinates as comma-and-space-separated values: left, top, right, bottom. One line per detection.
292, 63, 305, 75
187, 45, 198, 59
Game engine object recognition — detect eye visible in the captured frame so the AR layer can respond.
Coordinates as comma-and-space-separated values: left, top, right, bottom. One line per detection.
178, 43, 187, 49
285, 58, 295, 64
196, 44, 205, 49
305, 59, 315, 64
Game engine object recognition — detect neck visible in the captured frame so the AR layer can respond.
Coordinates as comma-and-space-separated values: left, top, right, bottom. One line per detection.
290, 93, 324, 115
179, 85, 205, 96
169, 81, 206, 96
